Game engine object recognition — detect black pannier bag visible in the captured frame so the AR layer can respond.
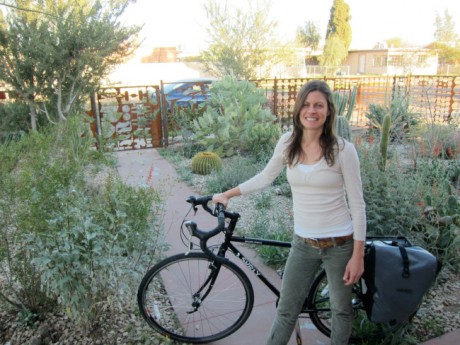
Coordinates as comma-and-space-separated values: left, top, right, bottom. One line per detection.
362, 239, 441, 323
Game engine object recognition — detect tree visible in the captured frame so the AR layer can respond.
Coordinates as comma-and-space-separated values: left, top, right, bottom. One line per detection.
318, 35, 347, 67
431, 9, 460, 66
321, 0, 351, 67
296, 20, 320, 51
0, 0, 140, 130
434, 9, 458, 45
201, 0, 293, 80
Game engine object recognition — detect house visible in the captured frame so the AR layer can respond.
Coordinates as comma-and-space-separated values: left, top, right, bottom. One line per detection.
342, 47, 438, 75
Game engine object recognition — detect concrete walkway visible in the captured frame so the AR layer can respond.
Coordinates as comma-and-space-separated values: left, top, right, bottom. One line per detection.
116, 148, 459, 345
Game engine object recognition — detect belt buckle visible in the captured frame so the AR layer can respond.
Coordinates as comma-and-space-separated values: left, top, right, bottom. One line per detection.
308, 238, 321, 248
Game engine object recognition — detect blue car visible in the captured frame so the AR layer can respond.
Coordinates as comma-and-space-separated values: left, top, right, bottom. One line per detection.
161, 78, 214, 109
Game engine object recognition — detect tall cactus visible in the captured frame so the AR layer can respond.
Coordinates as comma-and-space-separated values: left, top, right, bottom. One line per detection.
336, 116, 351, 141
345, 86, 358, 121
332, 92, 348, 117
379, 113, 391, 171
334, 85, 358, 141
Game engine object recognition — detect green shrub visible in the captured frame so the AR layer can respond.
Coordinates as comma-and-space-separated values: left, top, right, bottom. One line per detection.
0, 101, 32, 142
27, 178, 162, 331
358, 143, 422, 237
204, 155, 264, 193
416, 124, 460, 159
193, 75, 280, 158
243, 200, 293, 270
0, 117, 164, 332
357, 141, 460, 269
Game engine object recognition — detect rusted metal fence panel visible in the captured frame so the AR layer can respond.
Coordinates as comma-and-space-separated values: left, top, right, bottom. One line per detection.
88, 85, 163, 150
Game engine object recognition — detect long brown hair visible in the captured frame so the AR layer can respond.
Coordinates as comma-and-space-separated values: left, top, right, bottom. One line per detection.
286, 80, 338, 167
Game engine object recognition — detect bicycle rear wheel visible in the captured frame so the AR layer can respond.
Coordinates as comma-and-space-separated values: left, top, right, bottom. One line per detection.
137, 252, 254, 344
306, 270, 410, 343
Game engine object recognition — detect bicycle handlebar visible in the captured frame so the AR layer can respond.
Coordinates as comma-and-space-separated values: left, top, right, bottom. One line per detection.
183, 196, 414, 264
185, 195, 228, 263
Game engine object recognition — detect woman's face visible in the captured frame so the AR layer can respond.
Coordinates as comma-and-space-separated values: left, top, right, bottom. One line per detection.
299, 90, 329, 131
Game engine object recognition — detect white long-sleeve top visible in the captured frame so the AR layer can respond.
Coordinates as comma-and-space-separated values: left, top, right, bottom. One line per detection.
238, 132, 367, 241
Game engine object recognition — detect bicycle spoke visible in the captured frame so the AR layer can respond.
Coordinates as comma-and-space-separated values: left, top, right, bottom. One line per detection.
138, 253, 253, 343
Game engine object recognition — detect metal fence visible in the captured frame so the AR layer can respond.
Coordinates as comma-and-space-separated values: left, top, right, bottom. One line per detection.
253, 75, 460, 127
1, 75, 458, 150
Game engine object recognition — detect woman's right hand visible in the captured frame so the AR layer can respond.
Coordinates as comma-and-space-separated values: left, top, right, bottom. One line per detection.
212, 187, 241, 209
212, 193, 230, 208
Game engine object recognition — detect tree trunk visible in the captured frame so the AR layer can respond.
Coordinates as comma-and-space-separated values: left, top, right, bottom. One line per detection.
28, 102, 37, 131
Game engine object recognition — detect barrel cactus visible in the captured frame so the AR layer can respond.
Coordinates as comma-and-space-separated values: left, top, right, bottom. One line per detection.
191, 151, 223, 175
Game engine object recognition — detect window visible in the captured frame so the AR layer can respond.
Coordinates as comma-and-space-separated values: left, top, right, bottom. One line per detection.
373, 55, 387, 67
417, 54, 428, 64
388, 55, 403, 66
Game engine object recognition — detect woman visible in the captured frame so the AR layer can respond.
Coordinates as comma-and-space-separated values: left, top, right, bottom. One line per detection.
212, 80, 366, 345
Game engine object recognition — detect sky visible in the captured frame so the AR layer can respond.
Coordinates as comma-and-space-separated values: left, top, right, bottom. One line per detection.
121, 0, 460, 61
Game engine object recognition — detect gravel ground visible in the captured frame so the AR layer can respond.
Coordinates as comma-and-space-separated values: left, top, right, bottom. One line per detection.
1, 155, 459, 345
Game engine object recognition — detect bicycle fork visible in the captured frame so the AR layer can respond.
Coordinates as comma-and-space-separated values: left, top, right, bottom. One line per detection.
187, 261, 222, 314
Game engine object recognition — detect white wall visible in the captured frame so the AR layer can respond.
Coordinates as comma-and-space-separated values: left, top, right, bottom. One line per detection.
104, 62, 202, 86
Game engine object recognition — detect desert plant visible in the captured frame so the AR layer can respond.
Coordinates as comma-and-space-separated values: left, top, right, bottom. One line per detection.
242, 198, 293, 270
357, 138, 460, 269
168, 104, 206, 146
379, 113, 391, 171
336, 115, 352, 141
333, 86, 357, 141
0, 101, 33, 143
333, 86, 357, 121
204, 155, 264, 193
0, 118, 164, 332
366, 87, 419, 143
193, 75, 279, 158
191, 151, 223, 175
416, 124, 459, 159
357, 142, 423, 237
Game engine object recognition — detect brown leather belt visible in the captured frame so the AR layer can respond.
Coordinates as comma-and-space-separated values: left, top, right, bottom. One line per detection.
296, 234, 353, 249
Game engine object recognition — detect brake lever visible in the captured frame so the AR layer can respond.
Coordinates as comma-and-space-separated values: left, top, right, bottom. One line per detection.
185, 234, 193, 255
184, 221, 195, 255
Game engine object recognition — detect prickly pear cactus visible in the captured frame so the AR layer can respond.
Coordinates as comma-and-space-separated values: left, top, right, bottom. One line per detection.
191, 151, 223, 175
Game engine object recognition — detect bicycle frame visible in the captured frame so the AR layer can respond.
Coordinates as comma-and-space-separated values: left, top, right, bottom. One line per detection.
221, 234, 290, 299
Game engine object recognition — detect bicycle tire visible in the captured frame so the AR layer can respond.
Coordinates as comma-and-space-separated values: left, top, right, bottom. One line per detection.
306, 269, 410, 343
137, 252, 254, 344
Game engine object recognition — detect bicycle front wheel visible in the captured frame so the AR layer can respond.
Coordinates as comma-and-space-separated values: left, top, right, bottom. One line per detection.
137, 252, 254, 344
306, 270, 410, 343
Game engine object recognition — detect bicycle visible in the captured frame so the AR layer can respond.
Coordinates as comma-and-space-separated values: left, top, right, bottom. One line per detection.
137, 195, 414, 344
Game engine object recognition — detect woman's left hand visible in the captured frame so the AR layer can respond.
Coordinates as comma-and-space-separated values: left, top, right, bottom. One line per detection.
343, 240, 365, 285
343, 255, 364, 286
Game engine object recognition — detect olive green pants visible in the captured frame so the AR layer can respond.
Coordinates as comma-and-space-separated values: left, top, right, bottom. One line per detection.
266, 235, 354, 345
